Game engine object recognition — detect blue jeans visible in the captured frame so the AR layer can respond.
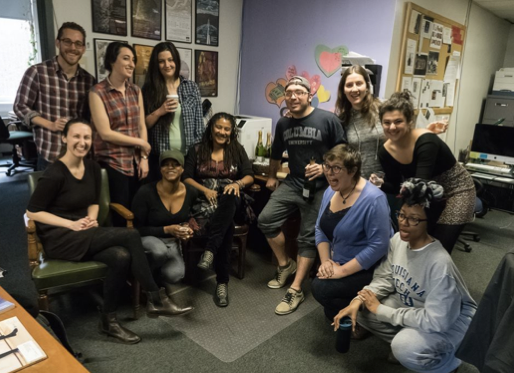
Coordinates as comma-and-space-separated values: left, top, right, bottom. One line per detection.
36, 155, 51, 171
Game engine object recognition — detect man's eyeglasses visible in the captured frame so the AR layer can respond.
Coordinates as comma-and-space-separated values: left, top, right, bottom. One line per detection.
395, 211, 428, 226
60, 38, 85, 48
284, 90, 308, 99
322, 163, 343, 174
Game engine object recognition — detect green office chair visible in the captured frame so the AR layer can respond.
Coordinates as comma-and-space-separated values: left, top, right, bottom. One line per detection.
26, 169, 142, 319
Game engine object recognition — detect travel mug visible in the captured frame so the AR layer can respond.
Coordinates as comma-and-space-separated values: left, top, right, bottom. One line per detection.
335, 316, 352, 353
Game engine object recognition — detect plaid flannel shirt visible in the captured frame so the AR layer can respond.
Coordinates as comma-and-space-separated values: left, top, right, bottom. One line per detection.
91, 79, 142, 176
146, 77, 204, 154
13, 57, 96, 162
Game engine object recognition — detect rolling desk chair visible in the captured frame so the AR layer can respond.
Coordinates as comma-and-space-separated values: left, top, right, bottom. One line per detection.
456, 178, 488, 253
0, 117, 36, 176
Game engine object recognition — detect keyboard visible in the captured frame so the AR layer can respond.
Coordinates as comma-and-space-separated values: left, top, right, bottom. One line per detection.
472, 172, 514, 185
465, 163, 513, 175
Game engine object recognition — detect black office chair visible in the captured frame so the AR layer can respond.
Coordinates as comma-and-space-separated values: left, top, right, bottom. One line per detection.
457, 178, 488, 253
0, 117, 36, 176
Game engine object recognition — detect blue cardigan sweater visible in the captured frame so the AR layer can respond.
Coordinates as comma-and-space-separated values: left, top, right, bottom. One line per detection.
315, 180, 391, 270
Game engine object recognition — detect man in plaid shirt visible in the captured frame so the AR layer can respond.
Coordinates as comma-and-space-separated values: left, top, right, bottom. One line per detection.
13, 22, 96, 171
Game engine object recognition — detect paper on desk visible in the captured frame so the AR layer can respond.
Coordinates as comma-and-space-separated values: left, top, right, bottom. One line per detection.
0, 317, 47, 373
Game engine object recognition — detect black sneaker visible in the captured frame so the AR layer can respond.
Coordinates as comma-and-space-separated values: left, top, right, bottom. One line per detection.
214, 283, 229, 307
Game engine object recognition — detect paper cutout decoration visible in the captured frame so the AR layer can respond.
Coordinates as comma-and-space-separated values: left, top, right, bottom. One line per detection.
315, 45, 349, 77
265, 78, 287, 107
311, 96, 319, 108
286, 65, 297, 81
300, 71, 321, 95
316, 84, 330, 103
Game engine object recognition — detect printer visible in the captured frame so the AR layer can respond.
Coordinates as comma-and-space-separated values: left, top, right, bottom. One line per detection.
235, 115, 273, 160
493, 68, 514, 95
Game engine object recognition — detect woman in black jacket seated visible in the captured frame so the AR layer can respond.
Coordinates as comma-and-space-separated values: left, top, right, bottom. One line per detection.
183, 112, 254, 307
27, 119, 192, 345
132, 148, 197, 310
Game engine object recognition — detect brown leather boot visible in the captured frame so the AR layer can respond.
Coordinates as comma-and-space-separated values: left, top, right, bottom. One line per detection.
99, 312, 141, 344
147, 288, 194, 318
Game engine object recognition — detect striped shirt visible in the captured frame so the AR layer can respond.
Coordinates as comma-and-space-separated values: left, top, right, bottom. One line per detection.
91, 79, 142, 177
13, 57, 96, 162
143, 77, 204, 155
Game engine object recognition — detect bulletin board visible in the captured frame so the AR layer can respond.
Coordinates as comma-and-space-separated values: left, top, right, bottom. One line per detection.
396, 2, 466, 115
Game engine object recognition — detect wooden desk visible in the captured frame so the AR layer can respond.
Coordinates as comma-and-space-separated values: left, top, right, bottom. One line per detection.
0, 287, 89, 373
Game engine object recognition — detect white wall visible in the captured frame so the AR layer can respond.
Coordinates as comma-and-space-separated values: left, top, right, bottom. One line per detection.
503, 24, 514, 67
52, 0, 243, 114
385, 0, 510, 153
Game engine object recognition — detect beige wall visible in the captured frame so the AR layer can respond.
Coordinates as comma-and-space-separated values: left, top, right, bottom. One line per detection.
52, 0, 243, 115
385, 0, 510, 153
502, 25, 514, 67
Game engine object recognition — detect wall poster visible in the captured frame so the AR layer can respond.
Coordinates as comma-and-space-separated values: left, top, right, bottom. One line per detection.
177, 47, 192, 80
94, 38, 127, 82
195, 50, 218, 96
195, 0, 219, 46
166, 0, 192, 43
133, 44, 154, 88
131, 0, 162, 40
91, 0, 127, 36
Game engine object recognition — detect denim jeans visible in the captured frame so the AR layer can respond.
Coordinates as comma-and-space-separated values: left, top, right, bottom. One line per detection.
141, 236, 185, 284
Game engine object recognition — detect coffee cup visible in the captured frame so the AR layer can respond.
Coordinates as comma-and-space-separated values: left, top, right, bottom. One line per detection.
166, 94, 179, 101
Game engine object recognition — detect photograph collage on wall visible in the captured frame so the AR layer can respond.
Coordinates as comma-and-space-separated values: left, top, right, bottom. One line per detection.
195, 50, 218, 96
177, 48, 193, 80
195, 0, 219, 46
166, 0, 192, 43
131, 0, 162, 40
134, 44, 154, 87
94, 38, 128, 81
91, 0, 127, 36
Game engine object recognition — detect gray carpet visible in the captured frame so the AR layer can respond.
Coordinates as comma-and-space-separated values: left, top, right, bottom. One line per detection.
160, 251, 320, 362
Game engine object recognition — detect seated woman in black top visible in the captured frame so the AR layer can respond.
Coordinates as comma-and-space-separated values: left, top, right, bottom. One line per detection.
132, 149, 197, 309
373, 91, 475, 253
183, 112, 254, 307
27, 119, 193, 345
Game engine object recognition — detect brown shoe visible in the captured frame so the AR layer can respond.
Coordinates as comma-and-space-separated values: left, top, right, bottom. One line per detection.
99, 312, 141, 344
147, 288, 194, 317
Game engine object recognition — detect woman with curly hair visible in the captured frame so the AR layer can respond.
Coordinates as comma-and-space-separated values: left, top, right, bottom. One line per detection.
333, 178, 477, 373
183, 112, 254, 307
373, 91, 475, 253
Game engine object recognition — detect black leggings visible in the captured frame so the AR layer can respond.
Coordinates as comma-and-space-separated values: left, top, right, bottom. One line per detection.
206, 193, 240, 284
84, 227, 159, 312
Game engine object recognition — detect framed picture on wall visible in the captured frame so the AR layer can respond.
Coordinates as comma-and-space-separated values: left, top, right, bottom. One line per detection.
195, 0, 219, 46
131, 0, 162, 40
195, 50, 218, 97
94, 39, 127, 82
166, 0, 192, 43
177, 47, 192, 80
91, 0, 127, 36
133, 44, 154, 88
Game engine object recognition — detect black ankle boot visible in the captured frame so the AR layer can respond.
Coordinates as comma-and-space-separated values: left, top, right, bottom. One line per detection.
147, 288, 194, 318
99, 312, 141, 344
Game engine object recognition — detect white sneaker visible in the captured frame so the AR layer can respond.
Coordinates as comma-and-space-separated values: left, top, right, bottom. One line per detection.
267, 260, 297, 289
275, 288, 304, 315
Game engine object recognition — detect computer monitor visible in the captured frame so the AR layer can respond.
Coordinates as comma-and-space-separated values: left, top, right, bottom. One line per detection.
470, 123, 514, 165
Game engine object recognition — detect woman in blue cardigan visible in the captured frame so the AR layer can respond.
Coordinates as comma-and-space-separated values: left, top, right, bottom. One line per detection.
311, 144, 392, 321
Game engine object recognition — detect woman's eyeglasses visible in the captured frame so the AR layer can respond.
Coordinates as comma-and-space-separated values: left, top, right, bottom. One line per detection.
395, 211, 428, 226
322, 163, 343, 174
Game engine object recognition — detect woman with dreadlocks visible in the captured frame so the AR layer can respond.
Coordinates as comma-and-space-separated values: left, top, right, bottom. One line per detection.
183, 112, 254, 307
333, 178, 477, 373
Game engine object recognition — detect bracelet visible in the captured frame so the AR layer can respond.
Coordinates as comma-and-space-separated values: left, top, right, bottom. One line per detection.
236, 180, 245, 189
141, 155, 148, 160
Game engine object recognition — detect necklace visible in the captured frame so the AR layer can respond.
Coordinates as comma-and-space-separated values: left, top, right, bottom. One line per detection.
339, 182, 357, 204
